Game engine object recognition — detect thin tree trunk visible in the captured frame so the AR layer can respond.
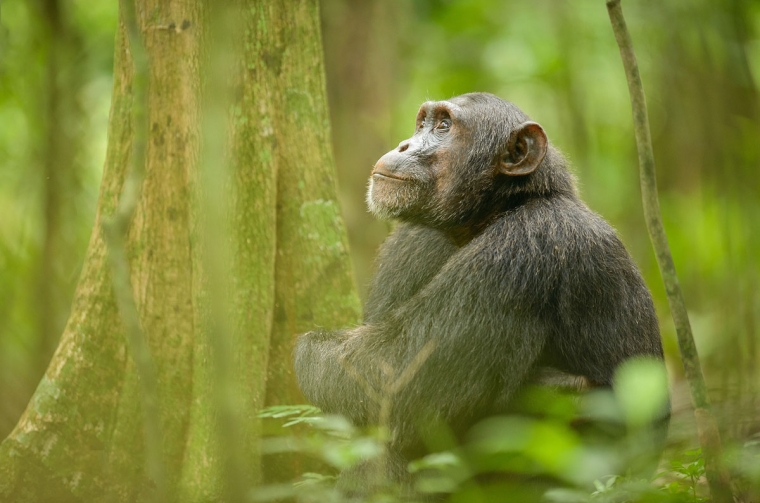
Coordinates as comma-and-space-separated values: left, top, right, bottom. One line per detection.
0, 1, 359, 501
321, 0, 407, 299
605, 2, 733, 502
36, 0, 84, 378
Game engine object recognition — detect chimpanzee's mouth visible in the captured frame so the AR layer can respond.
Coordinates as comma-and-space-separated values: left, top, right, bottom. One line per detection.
371, 170, 409, 181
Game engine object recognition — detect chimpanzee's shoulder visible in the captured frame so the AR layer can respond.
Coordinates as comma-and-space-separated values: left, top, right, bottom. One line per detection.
479, 195, 625, 259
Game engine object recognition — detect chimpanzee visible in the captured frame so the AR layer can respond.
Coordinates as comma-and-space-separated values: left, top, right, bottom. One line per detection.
294, 92, 667, 492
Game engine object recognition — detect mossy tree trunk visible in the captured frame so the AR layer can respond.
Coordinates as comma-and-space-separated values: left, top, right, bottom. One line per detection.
0, 1, 360, 502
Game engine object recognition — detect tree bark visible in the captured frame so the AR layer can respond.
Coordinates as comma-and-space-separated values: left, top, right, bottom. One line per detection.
0, 1, 359, 502
320, 0, 408, 299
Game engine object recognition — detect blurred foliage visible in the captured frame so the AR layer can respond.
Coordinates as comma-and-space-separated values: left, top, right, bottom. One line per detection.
255, 361, 757, 501
1, 0, 759, 499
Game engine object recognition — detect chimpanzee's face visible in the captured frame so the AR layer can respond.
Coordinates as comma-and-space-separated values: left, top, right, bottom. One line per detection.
367, 100, 471, 223
367, 93, 547, 228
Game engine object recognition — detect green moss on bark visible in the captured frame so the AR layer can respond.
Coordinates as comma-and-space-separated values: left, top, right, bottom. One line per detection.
0, 0, 357, 501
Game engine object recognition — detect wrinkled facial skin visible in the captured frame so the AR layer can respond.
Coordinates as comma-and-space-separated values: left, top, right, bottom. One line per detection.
367, 101, 464, 223
367, 93, 536, 231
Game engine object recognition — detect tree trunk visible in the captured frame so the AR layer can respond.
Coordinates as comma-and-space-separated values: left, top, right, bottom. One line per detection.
320, 0, 408, 299
0, 1, 359, 502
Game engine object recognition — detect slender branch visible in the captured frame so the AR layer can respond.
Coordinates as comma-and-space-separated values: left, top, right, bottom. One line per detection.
376, 340, 436, 440
605, 2, 732, 502
385, 340, 436, 396
38, 0, 76, 376
340, 357, 383, 405
102, 1, 166, 501
340, 339, 436, 492
338, 339, 437, 410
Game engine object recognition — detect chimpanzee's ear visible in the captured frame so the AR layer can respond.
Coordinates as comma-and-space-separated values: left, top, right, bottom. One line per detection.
499, 121, 548, 176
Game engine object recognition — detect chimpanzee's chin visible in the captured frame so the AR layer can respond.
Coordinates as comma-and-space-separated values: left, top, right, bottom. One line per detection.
366, 179, 421, 221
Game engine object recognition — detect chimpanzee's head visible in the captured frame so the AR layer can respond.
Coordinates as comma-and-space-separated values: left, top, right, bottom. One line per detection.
367, 93, 567, 230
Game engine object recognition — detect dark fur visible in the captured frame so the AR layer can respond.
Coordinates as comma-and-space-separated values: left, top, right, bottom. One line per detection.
295, 93, 666, 490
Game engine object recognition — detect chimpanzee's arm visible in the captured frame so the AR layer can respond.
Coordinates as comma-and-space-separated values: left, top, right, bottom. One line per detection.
295, 217, 553, 449
363, 224, 457, 323
293, 328, 379, 426
295, 224, 457, 427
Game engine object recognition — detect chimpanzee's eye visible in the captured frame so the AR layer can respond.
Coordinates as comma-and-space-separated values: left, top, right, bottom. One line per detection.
436, 118, 452, 132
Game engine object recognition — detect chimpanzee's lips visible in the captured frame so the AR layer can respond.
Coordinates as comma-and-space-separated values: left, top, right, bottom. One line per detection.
371, 169, 409, 181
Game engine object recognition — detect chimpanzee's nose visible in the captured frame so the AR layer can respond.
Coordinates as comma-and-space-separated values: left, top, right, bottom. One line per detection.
398, 142, 410, 153
373, 149, 405, 178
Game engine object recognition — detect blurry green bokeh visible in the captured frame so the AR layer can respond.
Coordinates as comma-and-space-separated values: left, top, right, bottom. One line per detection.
1, 0, 759, 461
